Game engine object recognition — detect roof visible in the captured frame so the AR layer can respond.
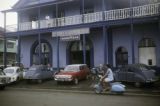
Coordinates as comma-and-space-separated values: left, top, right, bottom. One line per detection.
12, 0, 74, 10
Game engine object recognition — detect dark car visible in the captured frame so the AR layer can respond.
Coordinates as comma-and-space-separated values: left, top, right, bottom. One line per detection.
23, 65, 54, 83
114, 64, 158, 87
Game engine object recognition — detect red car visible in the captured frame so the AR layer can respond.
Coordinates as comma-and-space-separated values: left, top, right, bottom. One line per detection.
54, 64, 90, 84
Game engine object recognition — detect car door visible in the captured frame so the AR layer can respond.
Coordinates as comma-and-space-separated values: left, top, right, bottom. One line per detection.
117, 67, 127, 81
126, 67, 135, 82
79, 66, 86, 79
17, 68, 23, 79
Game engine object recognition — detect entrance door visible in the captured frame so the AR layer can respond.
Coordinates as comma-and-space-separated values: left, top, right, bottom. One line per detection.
68, 40, 92, 67
31, 40, 52, 66
116, 47, 128, 67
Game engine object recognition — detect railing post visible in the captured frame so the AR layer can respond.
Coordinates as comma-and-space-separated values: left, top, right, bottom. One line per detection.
102, 0, 105, 21
81, 0, 84, 23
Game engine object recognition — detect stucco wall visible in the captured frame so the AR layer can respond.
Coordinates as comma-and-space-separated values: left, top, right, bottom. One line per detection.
112, 23, 160, 67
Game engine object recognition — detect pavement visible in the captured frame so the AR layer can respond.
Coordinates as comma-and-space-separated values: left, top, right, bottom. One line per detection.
6, 79, 160, 97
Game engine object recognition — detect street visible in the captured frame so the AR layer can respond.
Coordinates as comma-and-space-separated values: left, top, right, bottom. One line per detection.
0, 89, 160, 106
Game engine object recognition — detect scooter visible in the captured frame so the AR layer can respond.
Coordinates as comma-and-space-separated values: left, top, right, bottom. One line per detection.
91, 68, 126, 94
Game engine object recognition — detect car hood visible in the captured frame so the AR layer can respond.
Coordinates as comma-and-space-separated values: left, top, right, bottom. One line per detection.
24, 71, 38, 77
5, 73, 16, 77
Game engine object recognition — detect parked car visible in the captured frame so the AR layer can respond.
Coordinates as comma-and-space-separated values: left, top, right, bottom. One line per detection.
114, 64, 158, 87
149, 66, 160, 76
3, 66, 23, 83
54, 64, 90, 84
23, 65, 54, 83
0, 70, 10, 90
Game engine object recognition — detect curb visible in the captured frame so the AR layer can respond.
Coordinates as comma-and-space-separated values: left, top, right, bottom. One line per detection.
6, 87, 160, 97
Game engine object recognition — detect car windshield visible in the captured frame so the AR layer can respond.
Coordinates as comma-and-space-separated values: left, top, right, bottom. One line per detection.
0, 71, 5, 75
64, 66, 80, 72
3, 69, 14, 73
29, 67, 38, 71
131, 64, 150, 71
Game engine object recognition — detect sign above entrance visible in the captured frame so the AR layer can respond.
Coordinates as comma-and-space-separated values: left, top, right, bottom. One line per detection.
52, 28, 90, 37
60, 35, 80, 41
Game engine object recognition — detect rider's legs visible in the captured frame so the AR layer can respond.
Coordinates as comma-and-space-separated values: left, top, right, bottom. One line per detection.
102, 78, 113, 91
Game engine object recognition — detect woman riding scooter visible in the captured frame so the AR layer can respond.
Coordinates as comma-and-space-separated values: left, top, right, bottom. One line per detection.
99, 64, 114, 91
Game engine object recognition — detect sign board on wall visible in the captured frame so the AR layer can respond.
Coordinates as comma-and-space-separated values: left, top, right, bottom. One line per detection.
52, 28, 90, 37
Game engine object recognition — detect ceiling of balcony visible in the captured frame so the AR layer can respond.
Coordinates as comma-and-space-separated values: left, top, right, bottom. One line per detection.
111, 0, 159, 8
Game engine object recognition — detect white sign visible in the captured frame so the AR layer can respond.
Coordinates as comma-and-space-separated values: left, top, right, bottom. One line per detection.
52, 28, 90, 37
60, 35, 80, 41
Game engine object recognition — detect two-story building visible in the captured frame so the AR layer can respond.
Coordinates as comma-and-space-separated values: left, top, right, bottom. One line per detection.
2, 0, 160, 69
0, 27, 17, 65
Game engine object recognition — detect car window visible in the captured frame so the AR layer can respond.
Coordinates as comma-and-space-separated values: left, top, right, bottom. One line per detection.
29, 67, 37, 71
3, 69, 14, 73
64, 65, 80, 72
128, 68, 134, 72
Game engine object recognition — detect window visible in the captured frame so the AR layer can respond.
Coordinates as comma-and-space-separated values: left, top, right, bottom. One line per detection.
7, 42, 14, 48
139, 38, 155, 47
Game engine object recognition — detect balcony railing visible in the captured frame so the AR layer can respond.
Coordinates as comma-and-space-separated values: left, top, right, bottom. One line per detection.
6, 3, 160, 32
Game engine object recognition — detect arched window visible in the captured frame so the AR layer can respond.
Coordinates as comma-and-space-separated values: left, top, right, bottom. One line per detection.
31, 40, 52, 66
139, 38, 155, 47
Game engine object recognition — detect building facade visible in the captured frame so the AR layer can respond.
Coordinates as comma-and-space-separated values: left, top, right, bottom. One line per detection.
0, 27, 17, 65
3, 0, 160, 69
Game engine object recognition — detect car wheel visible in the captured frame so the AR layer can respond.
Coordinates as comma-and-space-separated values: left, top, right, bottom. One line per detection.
0, 86, 5, 90
74, 78, 79, 85
134, 82, 141, 87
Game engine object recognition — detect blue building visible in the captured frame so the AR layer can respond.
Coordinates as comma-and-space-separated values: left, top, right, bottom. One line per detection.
3, 0, 160, 69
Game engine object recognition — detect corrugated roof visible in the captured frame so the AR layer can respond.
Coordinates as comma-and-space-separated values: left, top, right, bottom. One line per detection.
12, 0, 74, 9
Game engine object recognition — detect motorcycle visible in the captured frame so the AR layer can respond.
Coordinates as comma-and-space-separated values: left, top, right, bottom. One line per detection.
91, 67, 126, 94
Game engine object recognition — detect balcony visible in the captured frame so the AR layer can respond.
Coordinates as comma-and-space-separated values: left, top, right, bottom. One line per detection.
6, 3, 160, 32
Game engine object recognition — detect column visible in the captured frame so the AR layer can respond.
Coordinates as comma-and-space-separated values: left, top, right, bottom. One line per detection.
83, 34, 86, 64
17, 13, 21, 66
103, 26, 108, 64
38, 7, 41, 65
3, 12, 7, 68
56, 4, 60, 70
130, 0, 135, 64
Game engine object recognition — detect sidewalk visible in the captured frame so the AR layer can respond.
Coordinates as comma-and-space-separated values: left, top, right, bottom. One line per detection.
7, 79, 160, 96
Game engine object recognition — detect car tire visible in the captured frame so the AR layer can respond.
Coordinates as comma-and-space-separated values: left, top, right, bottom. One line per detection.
134, 82, 141, 87
0, 86, 5, 90
74, 78, 79, 85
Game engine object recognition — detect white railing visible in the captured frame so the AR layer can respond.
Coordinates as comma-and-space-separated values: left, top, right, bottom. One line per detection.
6, 24, 17, 32
84, 12, 103, 23
40, 18, 57, 28
65, 15, 82, 25
6, 3, 160, 32
19, 22, 32, 31
133, 3, 159, 18
105, 8, 131, 21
